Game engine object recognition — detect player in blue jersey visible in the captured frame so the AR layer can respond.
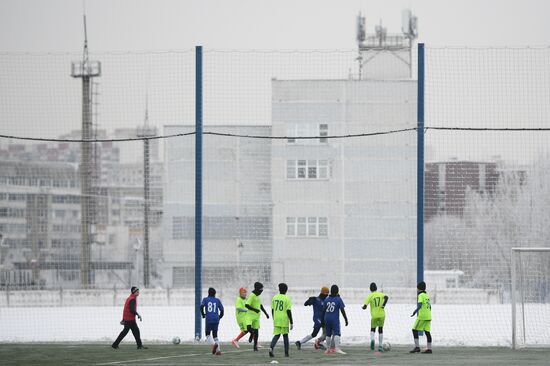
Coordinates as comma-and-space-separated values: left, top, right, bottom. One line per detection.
295, 286, 329, 351
321, 285, 349, 355
200, 287, 224, 355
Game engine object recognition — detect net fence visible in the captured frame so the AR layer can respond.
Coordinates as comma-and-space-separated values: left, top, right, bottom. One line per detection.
0, 47, 548, 346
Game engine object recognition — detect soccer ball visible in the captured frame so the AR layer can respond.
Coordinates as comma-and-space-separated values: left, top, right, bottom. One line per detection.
172, 336, 181, 345
382, 342, 391, 352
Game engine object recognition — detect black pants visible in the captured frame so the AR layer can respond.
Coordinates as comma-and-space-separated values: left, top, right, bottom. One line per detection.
113, 320, 142, 347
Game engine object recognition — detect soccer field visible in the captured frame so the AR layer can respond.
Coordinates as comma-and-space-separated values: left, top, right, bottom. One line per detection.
1, 343, 549, 366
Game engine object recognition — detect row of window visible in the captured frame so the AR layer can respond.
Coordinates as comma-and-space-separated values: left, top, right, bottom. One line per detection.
0, 177, 77, 188
286, 160, 329, 180
287, 123, 329, 144
286, 217, 328, 237
171, 216, 328, 239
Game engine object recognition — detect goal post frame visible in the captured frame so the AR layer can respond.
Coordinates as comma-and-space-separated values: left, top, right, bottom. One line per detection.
511, 247, 550, 350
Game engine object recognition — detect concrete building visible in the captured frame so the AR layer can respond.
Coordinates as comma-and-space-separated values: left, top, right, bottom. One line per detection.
0, 127, 163, 289
424, 160, 499, 221
162, 125, 272, 288
271, 79, 417, 288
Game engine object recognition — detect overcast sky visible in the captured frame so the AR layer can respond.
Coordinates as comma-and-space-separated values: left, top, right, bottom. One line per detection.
1, 0, 550, 52
1, 0, 550, 164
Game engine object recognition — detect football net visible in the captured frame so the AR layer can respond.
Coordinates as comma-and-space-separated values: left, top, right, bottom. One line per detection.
511, 248, 550, 349
2, 46, 550, 348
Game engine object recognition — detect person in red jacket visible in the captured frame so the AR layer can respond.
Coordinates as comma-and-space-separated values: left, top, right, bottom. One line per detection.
112, 287, 147, 349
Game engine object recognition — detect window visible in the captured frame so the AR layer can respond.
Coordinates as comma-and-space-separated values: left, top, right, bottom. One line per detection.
286, 160, 296, 179
287, 123, 330, 144
286, 217, 328, 238
286, 217, 295, 236
319, 124, 328, 143
297, 160, 307, 179
308, 160, 317, 179
287, 160, 330, 180
296, 217, 307, 236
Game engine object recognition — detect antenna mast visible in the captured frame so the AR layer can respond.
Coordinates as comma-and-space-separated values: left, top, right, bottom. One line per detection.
71, 14, 101, 288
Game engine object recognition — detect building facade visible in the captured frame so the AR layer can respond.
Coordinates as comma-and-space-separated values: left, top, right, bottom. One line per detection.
162, 125, 272, 288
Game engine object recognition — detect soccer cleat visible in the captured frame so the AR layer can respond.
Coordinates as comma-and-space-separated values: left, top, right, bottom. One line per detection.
111, 345, 119, 350
137, 345, 148, 349
285, 353, 289, 357
269, 348, 274, 358
215, 350, 222, 356
410, 347, 421, 353
295, 341, 301, 350
370, 340, 375, 350
231, 340, 240, 349
422, 349, 433, 354
378, 347, 384, 353
253, 346, 259, 352
248, 334, 254, 343
314, 340, 320, 350
335, 349, 347, 355
324, 348, 336, 355
212, 343, 218, 354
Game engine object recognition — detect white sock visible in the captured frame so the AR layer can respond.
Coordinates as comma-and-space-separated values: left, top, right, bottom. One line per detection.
379, 333, 383, 348
370, 331, 375, 342
427, 342, 432, 350
334, 335, 341, 349
414, 338, 419, 347
330, 336, 335, 349
207, 335, 214, 345
214, 337, 220, 351
301, 334, 313, 344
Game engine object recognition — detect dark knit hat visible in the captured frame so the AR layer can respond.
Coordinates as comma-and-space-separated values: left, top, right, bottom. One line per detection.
131, 286, 139, 294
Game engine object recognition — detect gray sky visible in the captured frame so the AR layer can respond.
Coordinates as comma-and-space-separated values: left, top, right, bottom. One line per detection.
1, 0, 550, 164
1, 0, 550, 52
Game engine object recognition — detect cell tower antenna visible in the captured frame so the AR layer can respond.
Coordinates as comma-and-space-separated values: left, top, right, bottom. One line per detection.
355, 9, 418, 79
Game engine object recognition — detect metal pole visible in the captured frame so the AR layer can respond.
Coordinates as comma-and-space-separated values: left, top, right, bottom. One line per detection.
81, 76, 92, 287
194, 45, 203, 341
518, 252, 526, 346
143, 138, 150, 287
416, 43, 425, 284
511, 248, 516, 349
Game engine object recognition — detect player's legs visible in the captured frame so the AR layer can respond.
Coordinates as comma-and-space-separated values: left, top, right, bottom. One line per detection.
298, 321, 320, 348
269, 331, 281, 357
112, 323, 131, 348
378, 326, 384, 352
421, 321, 432, 353
370, 326, 376, 350
129, 321, 144, 348
332, 322, 345, 354
251, 318, 260, 351
232, 322, 247, 348
283, 334, 290, 356
316, 325, 327, 350
212, 325, 221, 353
410, 326, 421, 353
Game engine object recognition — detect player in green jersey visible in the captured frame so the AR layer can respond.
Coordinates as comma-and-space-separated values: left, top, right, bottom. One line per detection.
231, 287, 248, 348
269, 283, 293, 358
362, 282, 389, 352
245, 281, 270, 351
410, 281, 432, 354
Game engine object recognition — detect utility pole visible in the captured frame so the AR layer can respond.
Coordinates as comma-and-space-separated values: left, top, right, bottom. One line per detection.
71, 15, 101, 287
137, 95, 155, 288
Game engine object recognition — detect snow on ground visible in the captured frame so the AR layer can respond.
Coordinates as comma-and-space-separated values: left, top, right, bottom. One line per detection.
2, 304, 549, 346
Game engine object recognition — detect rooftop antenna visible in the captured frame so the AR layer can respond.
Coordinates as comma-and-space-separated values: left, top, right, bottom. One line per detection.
355, 9, 418, 79
355, 12, 366, 79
